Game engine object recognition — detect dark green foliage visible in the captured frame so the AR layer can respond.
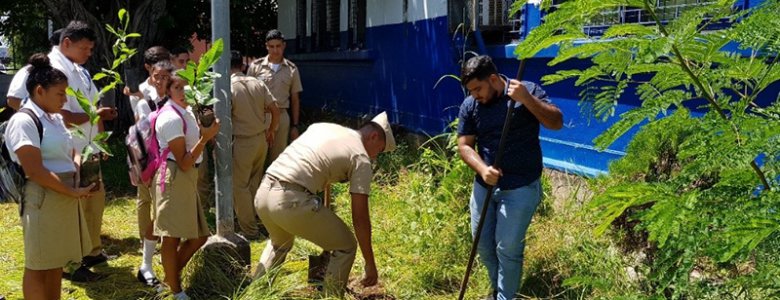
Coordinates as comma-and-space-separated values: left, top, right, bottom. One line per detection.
515, 0, 780, 297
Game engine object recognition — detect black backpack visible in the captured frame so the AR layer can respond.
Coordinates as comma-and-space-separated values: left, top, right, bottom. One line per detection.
0, 108, 43, 207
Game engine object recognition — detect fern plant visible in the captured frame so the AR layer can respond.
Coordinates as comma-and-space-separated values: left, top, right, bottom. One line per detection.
513, 0, 780, 297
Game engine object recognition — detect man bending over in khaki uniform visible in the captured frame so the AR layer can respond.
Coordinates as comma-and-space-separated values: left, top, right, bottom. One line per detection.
253, 112, 396, 294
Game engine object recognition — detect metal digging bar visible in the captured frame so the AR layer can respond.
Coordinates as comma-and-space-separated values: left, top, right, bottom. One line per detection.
457, 58, 527, 300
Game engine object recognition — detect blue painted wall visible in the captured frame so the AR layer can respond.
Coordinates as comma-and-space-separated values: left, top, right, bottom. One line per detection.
287, 1, 778, 177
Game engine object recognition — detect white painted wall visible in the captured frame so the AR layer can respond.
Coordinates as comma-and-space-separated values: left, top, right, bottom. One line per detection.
279, 0, 449, 36
340, 0, 349, 32
367, 0, 447, 28
406, 0, 448, 24
278, 0, 297, 38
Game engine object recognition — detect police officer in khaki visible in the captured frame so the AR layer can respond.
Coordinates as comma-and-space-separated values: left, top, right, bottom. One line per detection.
253, 112, 396, 294
6, 53, 95, 300
229, 50, 280, 239
247, 29, 303, 165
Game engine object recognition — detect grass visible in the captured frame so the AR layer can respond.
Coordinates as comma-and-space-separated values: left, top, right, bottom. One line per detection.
0, 132, 642, 299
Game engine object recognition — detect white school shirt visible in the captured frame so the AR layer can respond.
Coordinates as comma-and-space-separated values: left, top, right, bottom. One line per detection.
4, 101, 76, 173
155, 102, 202, 164
130, 79, 158, 118
6, 47, 58, 103
135, 94, 165, 121
49, 47, 99, 154
6, 65, 30, 101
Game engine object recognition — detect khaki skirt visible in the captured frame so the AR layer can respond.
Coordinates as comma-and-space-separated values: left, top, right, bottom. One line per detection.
153, 163, 210, 239
22, 173, 91, 270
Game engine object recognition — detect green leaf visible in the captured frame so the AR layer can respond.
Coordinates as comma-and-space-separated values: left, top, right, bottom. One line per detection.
66, 87, 94, 116
197, 39, 224, 78
93, 140, 112, 156
94, 131, 111, 142
177, 64, 196, 85
92, 73, 108, 81
81, 145, 94, 163
126, 33, 141, 39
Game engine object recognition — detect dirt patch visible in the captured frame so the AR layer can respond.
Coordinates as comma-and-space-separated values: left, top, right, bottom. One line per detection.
347, 279, 396, 300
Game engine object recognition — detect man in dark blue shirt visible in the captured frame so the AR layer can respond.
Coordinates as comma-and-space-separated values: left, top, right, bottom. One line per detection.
457, 55, 563, 300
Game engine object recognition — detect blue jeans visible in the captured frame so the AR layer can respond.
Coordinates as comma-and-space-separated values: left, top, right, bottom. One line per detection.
470, 178, 541, 300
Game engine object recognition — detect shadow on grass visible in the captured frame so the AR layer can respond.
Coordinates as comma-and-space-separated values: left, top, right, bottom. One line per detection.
67, 264, 157, 300
519, 258, 585, 299
101, 235, 142, 257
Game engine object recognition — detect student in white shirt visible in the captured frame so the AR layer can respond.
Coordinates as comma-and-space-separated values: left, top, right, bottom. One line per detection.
135, 60, 173, 121
4, 29, 62, 114
153, 74, 219, 300
6, 53, 95, 300
134, 58, 174, 288
125, 46, 171, 117
52, 20, 117, 282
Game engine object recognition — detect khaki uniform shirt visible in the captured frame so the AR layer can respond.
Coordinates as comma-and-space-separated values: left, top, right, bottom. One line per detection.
230, 73, 277, 137
267, 123, 373, 195
247, 56, 303, 109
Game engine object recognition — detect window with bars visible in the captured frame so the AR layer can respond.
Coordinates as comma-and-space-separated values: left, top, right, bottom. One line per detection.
311, 0, 340, 51
348, 0, 366, 49
478, 0, 524, 43
296, 0, 307, 51
548, 0, 720, 36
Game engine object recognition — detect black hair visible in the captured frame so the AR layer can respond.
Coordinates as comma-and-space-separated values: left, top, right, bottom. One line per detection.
461, 55, 499, 86
230, 50, 243, 69
25, 53, 68, 96
144, 46, 171, 66
60, 20, 97, 44
265, 29, 285, 42
152, 59, 175, 73
360, 121, 386, 142
170, 47, 189, 56
49, 28, 63, 47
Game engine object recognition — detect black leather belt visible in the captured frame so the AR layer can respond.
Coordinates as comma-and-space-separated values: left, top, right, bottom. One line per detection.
167, 158, 201, 168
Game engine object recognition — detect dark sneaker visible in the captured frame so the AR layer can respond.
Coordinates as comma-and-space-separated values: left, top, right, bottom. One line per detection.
64, 266, 107, 282
136, 270, 161, 287
82, 252, 116, 268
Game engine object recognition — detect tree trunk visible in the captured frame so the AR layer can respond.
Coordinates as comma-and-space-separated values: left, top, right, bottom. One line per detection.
40, 0, 168, 134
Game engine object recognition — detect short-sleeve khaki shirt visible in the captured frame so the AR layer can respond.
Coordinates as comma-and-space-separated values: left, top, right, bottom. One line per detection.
246, 56, 302, 109
230, 73, 277, 137
266, 123, 372, 195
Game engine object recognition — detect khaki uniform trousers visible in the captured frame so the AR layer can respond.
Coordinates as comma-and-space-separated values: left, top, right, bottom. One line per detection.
82, 179, 106, 257
197, 145, 214, 208
254, 176, 357, 290
265, 108, 289, 166
232, 133, 268, 237
136, 182, 154, 238
22, 173, 92, 270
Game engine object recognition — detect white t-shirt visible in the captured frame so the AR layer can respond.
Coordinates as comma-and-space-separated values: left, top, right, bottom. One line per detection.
6, 47, 58, 103
49, 47, 99, 154
130, 79, 158, 118
6, 65, 30, 101
4, 101, 76, 173
155, 102, 202, 163
136, 96, 166, 121
270, 63, 281, 73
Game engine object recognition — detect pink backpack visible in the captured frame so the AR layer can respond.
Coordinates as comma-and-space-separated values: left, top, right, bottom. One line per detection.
126, 102, 186, 190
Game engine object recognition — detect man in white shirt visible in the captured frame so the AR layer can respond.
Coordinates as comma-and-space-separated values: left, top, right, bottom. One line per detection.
53, 20, 117, 282
3, 29, 63, 118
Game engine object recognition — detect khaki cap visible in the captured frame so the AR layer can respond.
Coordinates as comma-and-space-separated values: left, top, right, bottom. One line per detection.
371, 112, 396, 152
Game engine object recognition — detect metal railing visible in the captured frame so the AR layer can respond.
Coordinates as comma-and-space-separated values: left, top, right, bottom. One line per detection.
549, 0, 718, 36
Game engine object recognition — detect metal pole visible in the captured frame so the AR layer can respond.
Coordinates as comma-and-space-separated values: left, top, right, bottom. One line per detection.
211, 0, 234, 236
458, 59, 527, 300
